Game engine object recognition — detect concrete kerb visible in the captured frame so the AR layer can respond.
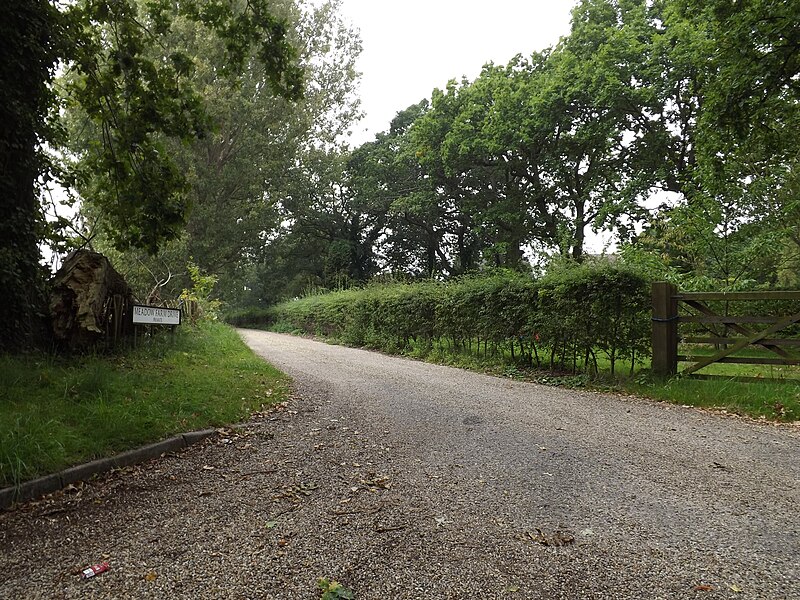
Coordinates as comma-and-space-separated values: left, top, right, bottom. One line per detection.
0, 428, 217, 511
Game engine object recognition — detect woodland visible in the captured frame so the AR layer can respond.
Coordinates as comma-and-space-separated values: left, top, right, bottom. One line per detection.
1, 0, 798, 352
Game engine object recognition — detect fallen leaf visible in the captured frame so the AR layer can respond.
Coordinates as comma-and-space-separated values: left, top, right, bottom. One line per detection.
266, 521, 278, 529
145, 571, 157, 582
694, 585, 714, 591
527, 528, 575, 547
728, 584, 743, 593
202, 465, 215, 471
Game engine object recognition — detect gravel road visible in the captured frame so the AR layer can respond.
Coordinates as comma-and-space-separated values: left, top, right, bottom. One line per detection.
1, 330, 798, 599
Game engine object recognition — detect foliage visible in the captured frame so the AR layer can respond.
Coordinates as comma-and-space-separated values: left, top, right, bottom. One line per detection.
95, 235, 193, 303
0, 0, 63, 351
62, 0, 303, 254
180, 261, 222, 323
0, 322, 288, 486
6, 0, 799, 351
75, 0, 363, 307
317, 578, 355, 600
536, 260, 651, 374
1, 0, 303, 352
290, 0, 798, 292
245, 264, 652, 375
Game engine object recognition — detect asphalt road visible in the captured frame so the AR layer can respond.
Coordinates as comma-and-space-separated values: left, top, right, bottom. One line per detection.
1, 329, 797, 599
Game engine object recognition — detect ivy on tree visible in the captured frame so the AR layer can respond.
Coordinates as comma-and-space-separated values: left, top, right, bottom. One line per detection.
0, 0, 303, 351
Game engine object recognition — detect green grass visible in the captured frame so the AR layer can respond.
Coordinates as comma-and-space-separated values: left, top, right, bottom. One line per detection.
677, 344, 800, 380
626, 375, 800, 421
261, 327, 800, 423
0, 322, 288, 487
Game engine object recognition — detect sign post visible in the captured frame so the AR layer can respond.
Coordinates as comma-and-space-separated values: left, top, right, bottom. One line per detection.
132, 305, 182, 346
132, 305, 182, 326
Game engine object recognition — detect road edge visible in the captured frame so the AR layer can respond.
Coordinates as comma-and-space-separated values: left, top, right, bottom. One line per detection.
0, 429, 218, 510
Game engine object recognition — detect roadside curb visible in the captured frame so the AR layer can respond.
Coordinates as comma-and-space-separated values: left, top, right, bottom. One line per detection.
0, 429, 218, 510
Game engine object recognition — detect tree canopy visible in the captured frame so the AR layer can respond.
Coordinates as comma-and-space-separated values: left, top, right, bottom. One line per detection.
1, 0, 305, 349
267, 0, 797, 295
3, 0, 798, 349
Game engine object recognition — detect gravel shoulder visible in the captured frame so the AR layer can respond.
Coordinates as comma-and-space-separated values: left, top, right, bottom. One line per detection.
1, 329, 798, 599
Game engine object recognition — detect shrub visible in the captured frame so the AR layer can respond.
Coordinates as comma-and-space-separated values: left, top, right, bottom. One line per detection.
241, 264, 653, 375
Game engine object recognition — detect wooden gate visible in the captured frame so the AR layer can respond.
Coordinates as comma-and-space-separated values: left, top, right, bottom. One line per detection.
651, 283, 800, 379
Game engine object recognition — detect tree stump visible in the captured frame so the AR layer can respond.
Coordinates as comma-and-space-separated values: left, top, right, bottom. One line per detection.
49, 250, 133, 350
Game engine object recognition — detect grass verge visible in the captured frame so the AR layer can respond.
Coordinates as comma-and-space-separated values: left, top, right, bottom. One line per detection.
626, 375, 800, 421
0, 322, 288, 487
251, 323, 799, 423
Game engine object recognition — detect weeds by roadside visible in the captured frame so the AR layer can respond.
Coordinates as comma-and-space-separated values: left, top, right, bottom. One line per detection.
318, 578, 354, 600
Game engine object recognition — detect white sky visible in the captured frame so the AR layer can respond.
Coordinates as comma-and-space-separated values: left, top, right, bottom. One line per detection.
338, 0, 577, 145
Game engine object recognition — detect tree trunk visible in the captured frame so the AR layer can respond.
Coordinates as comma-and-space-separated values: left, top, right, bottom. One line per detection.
572, 200, 586, 261
0, 0, 57, 352
49, 251, 133, 351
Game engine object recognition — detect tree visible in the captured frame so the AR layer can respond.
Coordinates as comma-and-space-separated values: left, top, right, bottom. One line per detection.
686, 0, 800, 277
352, 99, 478, 278
64, 0, 303, 253
70, 0, 363, 306
120, 0, 360, 303
0, 0, 62, 351
1, 0, 302, 351
623, 0, 800, 288
430, 68, 536, 267
412, 45, 644, 264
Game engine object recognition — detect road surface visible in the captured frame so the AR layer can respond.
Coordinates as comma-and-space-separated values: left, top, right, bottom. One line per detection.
1, 330, 797, 599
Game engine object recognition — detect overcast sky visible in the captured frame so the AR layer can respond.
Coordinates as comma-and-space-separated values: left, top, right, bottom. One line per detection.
332, 1, 623, 252
337, 0, 577, 145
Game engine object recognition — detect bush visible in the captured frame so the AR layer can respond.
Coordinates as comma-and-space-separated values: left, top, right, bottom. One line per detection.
234, 265, 653, 375
536, 263, 651, 374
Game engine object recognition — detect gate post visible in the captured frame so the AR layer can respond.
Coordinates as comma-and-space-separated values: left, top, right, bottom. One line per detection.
652, 282, 678, 377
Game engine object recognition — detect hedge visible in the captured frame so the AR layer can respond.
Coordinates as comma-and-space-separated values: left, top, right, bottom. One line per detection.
233, 264, 652, 375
